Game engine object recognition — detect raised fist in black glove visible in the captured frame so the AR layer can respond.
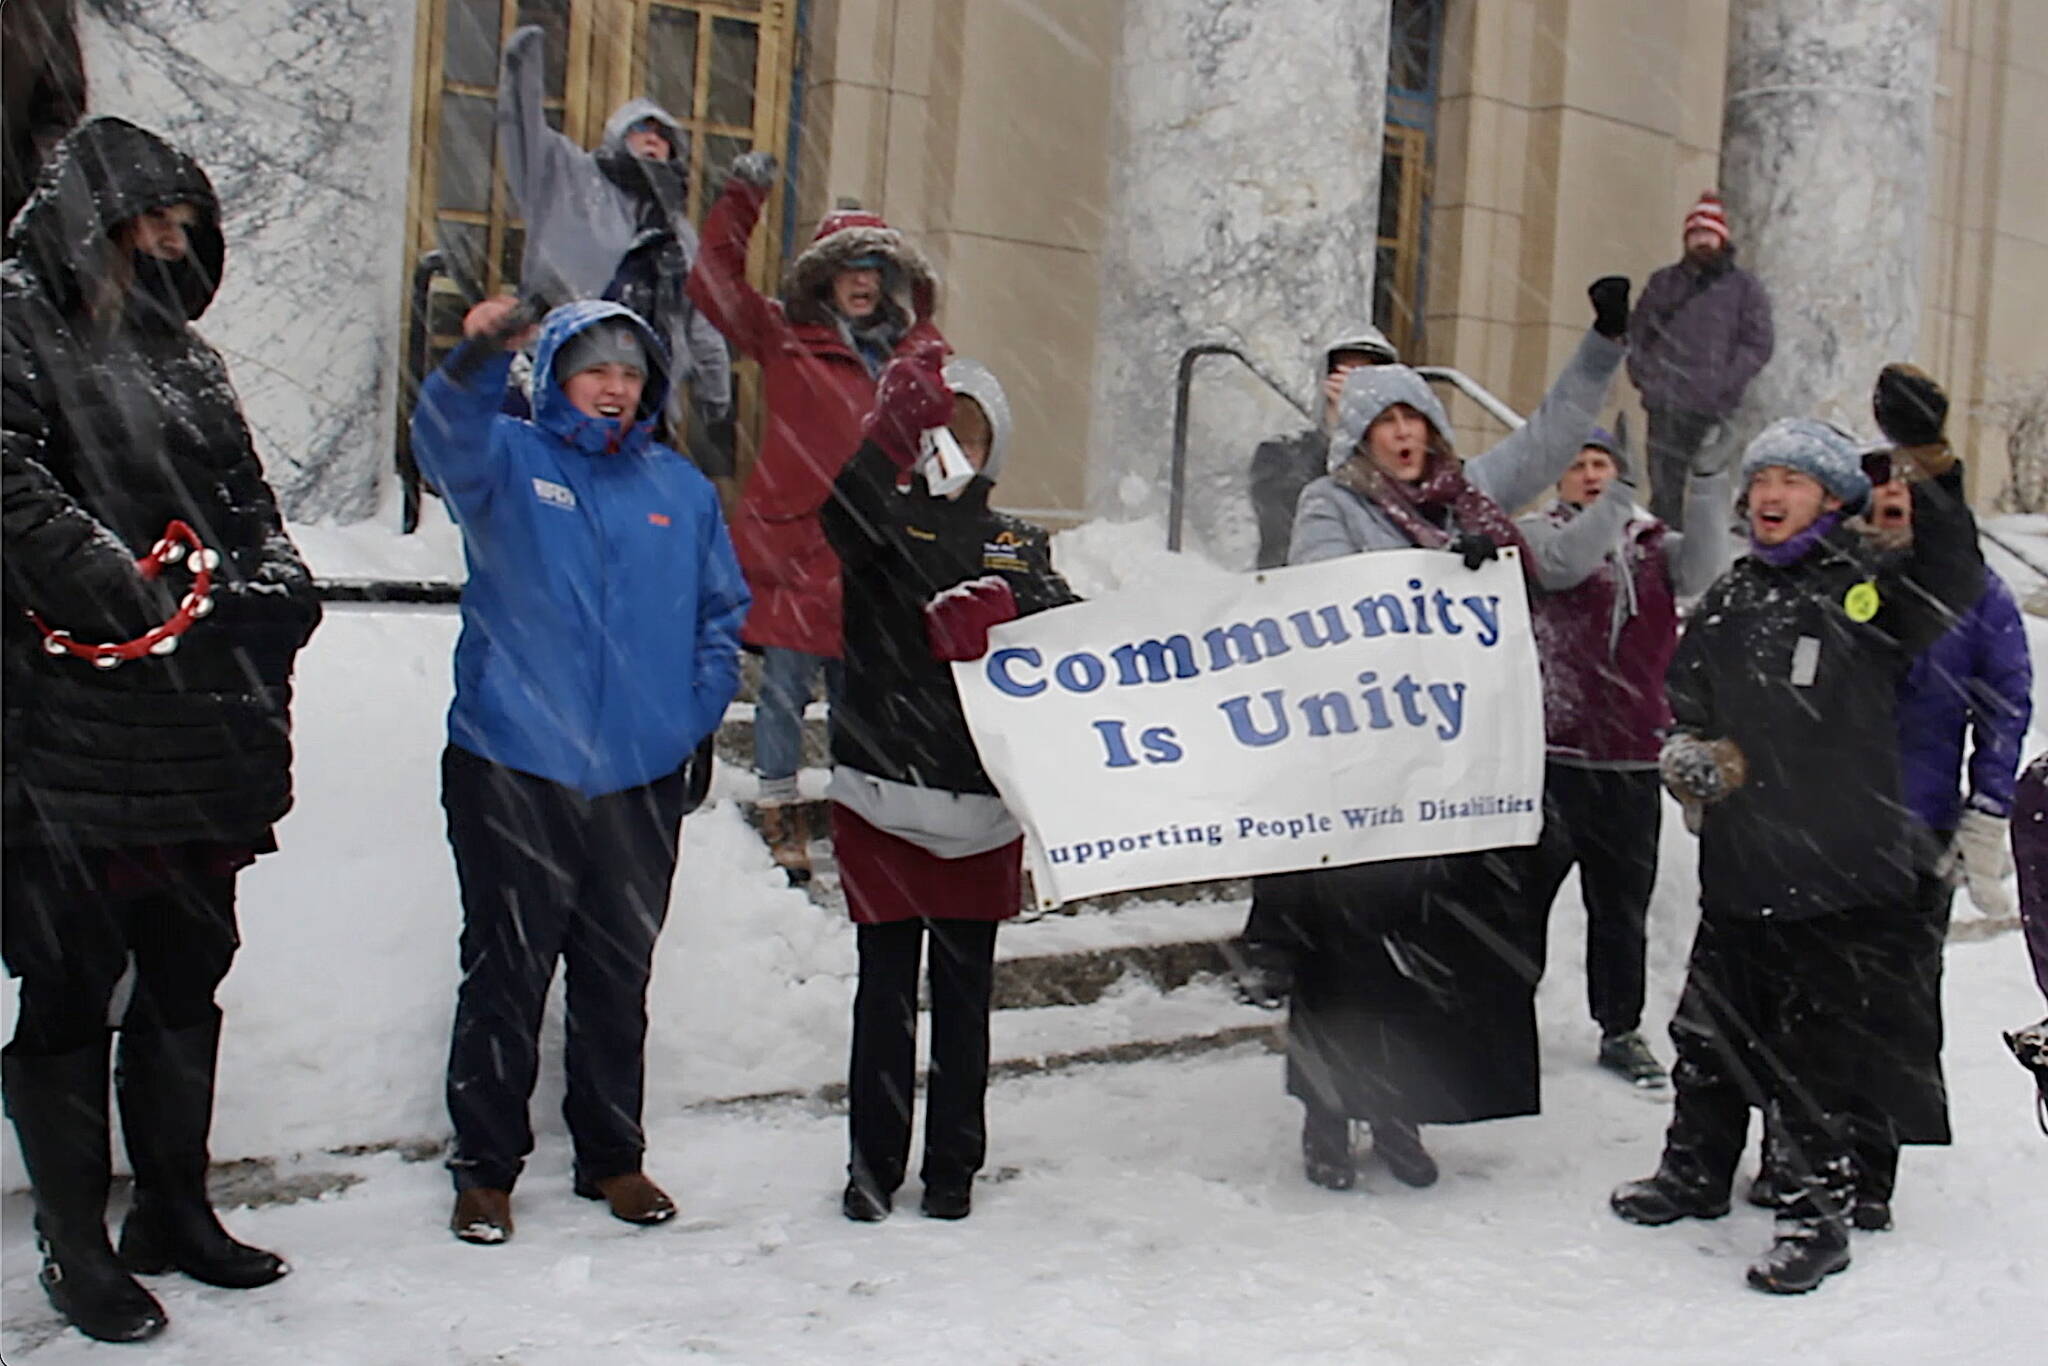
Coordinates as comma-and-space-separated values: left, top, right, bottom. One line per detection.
1873, 363, 1948, 448
1451, 532, 1500, 570
727, 150, 779, 191
1589, 276, 1632, 340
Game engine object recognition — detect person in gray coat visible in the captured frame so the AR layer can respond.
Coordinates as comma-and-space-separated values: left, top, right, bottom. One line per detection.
497, 24, 730, 444
1256, 283, 1625, 1191
1234, 282, 1630, 1011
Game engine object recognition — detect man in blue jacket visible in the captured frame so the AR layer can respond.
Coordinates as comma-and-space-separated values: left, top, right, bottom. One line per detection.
412, 295, 749, 1246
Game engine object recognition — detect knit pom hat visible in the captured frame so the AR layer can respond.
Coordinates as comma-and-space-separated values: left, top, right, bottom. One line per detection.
552, 319, 648, 382
1684, 190, 1730, 246
1739, 418, 1870, 506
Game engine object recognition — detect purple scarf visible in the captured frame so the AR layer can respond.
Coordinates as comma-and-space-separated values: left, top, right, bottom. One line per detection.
1749, 511, 1842, 567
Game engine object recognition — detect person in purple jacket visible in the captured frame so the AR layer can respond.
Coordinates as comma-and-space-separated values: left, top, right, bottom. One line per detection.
1517, 424, 1728, 1089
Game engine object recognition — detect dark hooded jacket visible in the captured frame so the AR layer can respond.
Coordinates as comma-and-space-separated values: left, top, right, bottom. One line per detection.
2, 117, 321, 849
1669, 471, 1983, 921
820, 361, 1074, 797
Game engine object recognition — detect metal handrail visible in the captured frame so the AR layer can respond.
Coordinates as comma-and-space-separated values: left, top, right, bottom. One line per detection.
397, 249, 446, 535
1169, 345, 1312, 553
1413, 365, 1524, 430
1166, 344, 1527, 553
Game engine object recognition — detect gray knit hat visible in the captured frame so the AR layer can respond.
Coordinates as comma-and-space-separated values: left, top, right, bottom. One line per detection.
553, 320, 648, 383
1738, 418, 1870, 506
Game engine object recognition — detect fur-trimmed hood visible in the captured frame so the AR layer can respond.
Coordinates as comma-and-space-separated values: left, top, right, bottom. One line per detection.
782, 206, 938, 328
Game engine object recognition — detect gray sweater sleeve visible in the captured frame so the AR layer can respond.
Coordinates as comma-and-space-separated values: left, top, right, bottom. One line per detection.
498, 29, 591, 219
1466, 329, 1626, 517
1516, 480, 1635, 591
1661, 471, 1733, 596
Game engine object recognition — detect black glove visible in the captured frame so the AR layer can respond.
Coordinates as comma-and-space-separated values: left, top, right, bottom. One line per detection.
727, 150, 779, 191
1588, 276, 1632, 340
1451, 532, 1500, 570
1220, 939, 1293, 1011
1873, 363, 1948, 447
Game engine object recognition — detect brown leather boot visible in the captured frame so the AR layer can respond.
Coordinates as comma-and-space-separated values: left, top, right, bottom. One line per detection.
574, 1172, 676, 1225
759, 803, 812, 886
450, 1188, 513, 1245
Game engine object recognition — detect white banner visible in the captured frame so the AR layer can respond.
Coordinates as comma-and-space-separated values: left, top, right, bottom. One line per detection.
954, 549, 1545, 907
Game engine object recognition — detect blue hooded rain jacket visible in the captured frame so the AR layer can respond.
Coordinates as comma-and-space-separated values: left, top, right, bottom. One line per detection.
411, 299, 749, 797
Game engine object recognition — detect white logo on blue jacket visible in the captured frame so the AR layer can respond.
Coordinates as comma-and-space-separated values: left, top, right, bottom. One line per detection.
532, 477, 578, 510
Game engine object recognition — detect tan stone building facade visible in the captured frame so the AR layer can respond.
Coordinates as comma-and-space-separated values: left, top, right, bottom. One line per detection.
791, 0, 2047, 519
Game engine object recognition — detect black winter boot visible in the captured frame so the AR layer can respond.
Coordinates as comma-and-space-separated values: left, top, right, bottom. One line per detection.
115, 1015, 289, 1288
1369, 1117, 1439, 1188
1614, 1078, 1743, 1225
1300, 1100, 1355, 1191
1747, 1123, 1855, 1293
1746, 1216, 1851, 1294
2, 1046, 168, 1343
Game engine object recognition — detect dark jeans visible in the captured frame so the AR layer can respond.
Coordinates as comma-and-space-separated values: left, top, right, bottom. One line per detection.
1645, 406, 1722, 531
848, 918, 999, 1194
3, 845, 240, 1056
442, 746, 685, 1193
1525, 765, 1661, 1035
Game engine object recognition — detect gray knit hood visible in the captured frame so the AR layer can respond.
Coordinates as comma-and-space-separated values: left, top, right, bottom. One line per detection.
1327, 364, 1452, 471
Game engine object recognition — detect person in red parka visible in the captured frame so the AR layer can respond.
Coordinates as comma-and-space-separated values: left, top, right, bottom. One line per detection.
687, 150, 944, 883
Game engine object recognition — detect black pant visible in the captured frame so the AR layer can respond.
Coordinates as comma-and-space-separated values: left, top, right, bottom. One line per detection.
442, 746, 685, 1192
1525, 765, 1661, 1035
3, 845, 240, 1057
848, 918, 999, 1193
1662, 913, 1875, 1223
1645, 406, 1722, 531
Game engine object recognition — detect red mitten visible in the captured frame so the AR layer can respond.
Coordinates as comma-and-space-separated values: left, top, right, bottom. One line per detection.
924, 576, 1018, 662
863, 340, 953, 471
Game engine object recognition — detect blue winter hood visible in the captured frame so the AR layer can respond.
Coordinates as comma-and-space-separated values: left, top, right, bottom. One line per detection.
530, 299, 671, 454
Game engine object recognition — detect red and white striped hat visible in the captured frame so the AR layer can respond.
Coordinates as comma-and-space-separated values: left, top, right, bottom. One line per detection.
1684, 190, 1730, 246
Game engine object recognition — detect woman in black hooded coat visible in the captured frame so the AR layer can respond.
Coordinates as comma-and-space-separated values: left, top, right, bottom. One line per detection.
1, 116, 320, 1343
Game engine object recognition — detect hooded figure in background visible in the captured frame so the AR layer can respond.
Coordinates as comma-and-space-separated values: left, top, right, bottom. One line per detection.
2, 116, 321, 1344
689, 148, 945, 883
497, 25, 730, 445
411, 294, 748, 1249
1248, 324, 1400, 570
820, 347, 1076, 1224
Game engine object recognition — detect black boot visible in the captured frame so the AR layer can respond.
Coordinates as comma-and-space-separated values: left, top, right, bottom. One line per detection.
1746, 1215, 1851, 1294
115, 1015, 289, 1289
1614, 1075, 1742, 1225
1747, 1120, 1854, 1293
1369, 1117, 1439, 1188
1300, 1100, 1355, 1191
842, 1163, 893, 1223
2, 1046, 168, 1343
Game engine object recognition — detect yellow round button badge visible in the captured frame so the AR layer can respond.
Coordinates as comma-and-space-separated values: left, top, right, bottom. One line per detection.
1844, 580, 1881, 623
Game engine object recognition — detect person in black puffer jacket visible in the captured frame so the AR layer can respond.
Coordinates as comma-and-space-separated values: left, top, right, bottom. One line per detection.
1, 117, 320, 1344
1610, 411, 1982, 1297
820, 345, 1076, 1223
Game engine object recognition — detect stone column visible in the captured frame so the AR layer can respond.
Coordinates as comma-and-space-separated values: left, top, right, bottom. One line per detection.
1087, 1, 1389, 565
81, 2, 419, 522
1719, 0, 1942, 436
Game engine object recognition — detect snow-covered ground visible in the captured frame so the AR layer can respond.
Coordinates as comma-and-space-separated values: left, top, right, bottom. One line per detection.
1, 938, 2040, 1363
1, 513, 2044, 1359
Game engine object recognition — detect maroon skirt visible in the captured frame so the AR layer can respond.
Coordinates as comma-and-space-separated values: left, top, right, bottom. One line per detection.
830, 804, 1023, 925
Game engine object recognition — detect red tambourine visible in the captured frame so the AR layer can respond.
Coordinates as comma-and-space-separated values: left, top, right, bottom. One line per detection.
29, 519, 217, 670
